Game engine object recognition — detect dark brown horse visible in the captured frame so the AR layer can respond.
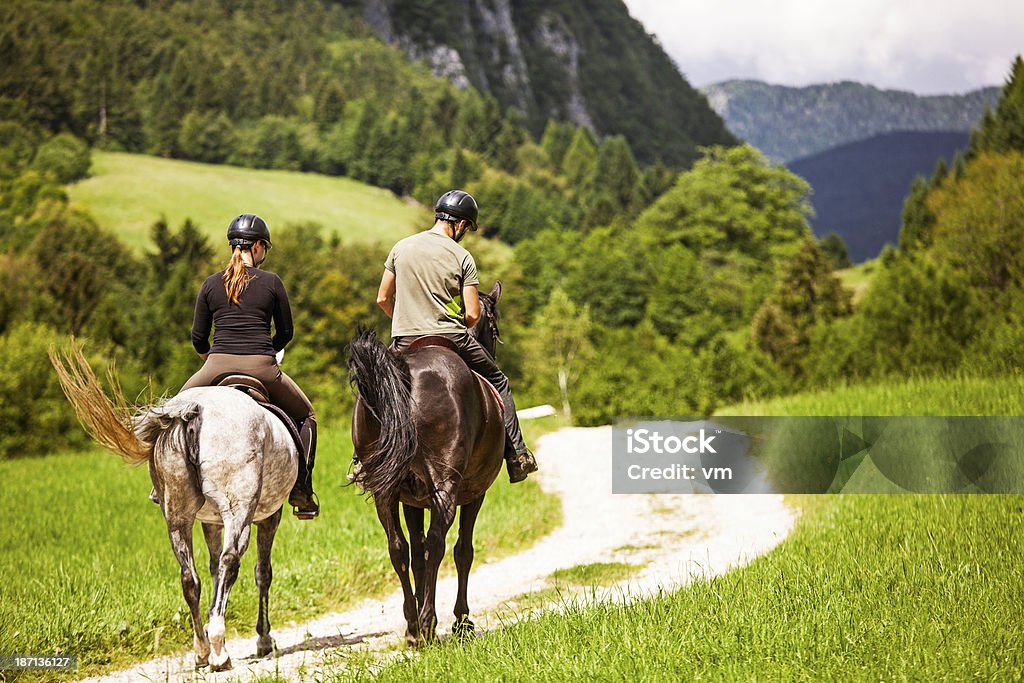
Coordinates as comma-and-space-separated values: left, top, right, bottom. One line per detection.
348, 282, 506, 646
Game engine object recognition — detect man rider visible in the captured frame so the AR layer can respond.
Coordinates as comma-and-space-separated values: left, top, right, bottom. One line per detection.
375, 190, 538, 482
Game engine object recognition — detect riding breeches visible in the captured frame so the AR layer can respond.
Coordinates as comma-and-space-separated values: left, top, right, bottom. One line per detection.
392, 334, 528, 455
181, 353, 315, 426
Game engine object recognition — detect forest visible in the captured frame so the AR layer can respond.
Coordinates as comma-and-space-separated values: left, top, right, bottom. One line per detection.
1, 0, 1022, 459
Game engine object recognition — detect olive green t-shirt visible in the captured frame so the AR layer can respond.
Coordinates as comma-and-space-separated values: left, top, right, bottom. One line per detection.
384, 230, 480, 336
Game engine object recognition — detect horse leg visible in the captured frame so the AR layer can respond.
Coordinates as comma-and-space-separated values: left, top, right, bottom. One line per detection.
452, 494, 485, 641
206, 513, 253, 671
376, 495, 419, 646
166, 521, 210, 669
419, 482, 458, 643
254, 508, 282, 658
403, 505, 426, 614
201, 522, 223, 602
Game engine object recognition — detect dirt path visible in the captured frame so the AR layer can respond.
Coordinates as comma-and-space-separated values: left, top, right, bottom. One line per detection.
80, 426, 795, 682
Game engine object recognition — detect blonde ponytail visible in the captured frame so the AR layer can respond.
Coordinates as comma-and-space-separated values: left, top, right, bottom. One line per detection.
223, 246, 252, 305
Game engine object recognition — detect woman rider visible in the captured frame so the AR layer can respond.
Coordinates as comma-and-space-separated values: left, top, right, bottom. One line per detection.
181, 214, 319, 519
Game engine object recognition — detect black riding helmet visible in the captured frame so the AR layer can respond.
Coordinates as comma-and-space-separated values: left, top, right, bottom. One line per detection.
435, 190, 478, 231
227, 214, 272, 249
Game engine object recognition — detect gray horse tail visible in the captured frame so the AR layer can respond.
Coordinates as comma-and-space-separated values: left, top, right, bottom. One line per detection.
348, 330, 418, 497
134, 402, 203, 466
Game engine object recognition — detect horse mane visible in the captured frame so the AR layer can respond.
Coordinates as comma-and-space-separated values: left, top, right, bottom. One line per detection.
49, 342, 152, 463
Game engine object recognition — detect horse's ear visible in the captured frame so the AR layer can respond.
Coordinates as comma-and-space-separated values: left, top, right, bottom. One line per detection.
489, 280, 502, 302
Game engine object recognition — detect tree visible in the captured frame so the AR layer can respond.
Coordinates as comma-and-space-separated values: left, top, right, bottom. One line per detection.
27, 214, 139, 335
564, 224, 650, 328
752, 239, 852, 378
521, 288, 593, 421
31, 133, 91, 183
636, 145, 812, 263
594, 135, 639, 215
540, 120, 575, 169
928, 151, 1024, 297
561, 127, 598, 197
513, 228, 572, 325
899, 176, 936, 252
313, 80, 345, 128
819, 232, 851, 270
0, 121, 37, 179
969, 56, 1024, 155
177, 111, 233, 164
645, 243, 721, 346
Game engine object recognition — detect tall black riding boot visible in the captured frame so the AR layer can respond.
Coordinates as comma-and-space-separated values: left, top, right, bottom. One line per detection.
289, 418, 320, 519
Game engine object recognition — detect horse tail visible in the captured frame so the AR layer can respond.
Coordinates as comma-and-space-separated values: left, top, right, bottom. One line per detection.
134, 401, 203, 465
48, 342, 151, 463
347, 330, 418, 497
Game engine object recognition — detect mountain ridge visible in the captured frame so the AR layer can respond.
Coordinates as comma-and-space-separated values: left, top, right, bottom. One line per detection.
702, 79, 998, 163
350, 0, 736, 166
789, 130, 970, 262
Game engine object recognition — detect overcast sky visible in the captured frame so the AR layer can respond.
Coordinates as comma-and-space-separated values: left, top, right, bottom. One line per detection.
622, 0, 1024, 94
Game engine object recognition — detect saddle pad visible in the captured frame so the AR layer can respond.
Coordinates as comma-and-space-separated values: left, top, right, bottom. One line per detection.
473, 371, 504, 414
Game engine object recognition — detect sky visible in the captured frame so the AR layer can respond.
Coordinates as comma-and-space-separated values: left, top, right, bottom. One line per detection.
622, 0, 1024, 95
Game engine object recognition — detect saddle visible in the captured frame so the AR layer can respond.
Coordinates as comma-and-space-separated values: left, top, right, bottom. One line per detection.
403, 336, 504, 413
211, 373, 304, 454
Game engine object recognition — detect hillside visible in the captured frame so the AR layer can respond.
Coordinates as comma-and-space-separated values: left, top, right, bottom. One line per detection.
702, 80, 997, 163
789, 131, 969, 262
68, 152, 427, 250
354, 0, 736, 166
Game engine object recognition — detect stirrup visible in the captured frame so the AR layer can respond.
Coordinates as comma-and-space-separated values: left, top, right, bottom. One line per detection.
291, 491, 320, 520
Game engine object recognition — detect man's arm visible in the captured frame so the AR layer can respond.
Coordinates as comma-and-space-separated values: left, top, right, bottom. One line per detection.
462, 283, 480, 327
377, 269, 396, 318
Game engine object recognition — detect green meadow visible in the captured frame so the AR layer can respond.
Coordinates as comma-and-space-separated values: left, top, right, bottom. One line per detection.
67, 152, 428, 251
345, 376, 1024, 682
0, 424, 561, 680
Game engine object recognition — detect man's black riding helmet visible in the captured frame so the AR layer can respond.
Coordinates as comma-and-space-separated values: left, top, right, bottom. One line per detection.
435, 190, 478, 231
227, 214, 272, 248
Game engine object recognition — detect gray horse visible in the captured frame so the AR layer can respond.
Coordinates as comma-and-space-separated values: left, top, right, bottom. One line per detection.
50, 346, 297, 671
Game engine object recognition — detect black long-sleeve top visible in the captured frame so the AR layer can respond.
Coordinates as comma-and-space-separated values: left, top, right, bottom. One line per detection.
191, 267, 293, 356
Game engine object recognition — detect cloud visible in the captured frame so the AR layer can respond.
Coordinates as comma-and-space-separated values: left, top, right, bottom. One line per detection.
622, 0, 1024, 93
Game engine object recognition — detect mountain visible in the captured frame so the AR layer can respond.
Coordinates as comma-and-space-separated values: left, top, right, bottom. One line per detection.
702, 80, 998, 163
789, 131, 969, 262
351, 0, 736, 166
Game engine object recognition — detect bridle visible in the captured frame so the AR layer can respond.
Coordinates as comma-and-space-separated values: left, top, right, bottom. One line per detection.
475, 295, 502, 354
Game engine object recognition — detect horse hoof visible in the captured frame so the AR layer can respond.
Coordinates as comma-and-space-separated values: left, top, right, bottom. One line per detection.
256, 637, 277, 658
452, 618, 477, 642
210, 655, 233, 672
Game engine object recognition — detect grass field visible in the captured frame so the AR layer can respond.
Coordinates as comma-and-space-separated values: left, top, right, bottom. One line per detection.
345, 376, 1024, 682
67, 152, 428, 251
836, 259, 877, 305
0, 420, 562, 680
719, 374, 1024, 416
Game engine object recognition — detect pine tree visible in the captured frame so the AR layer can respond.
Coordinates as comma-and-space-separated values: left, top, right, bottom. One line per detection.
540, 120, 575, 169
819, 233, 851, 270
752, 239, 853, 378
561, 127, 598, 197
594, 135, 639, 215
969, 55, 1024, 155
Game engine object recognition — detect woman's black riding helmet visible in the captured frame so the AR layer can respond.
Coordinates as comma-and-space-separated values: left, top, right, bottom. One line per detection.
227, 214, 272, 249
